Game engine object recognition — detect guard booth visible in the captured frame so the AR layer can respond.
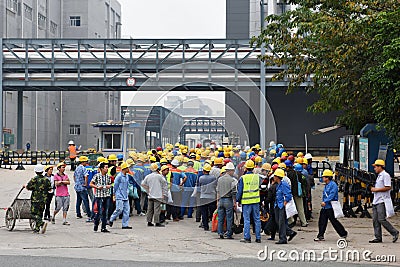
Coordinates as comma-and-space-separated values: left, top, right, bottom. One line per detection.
92, 121, 141, 158
339, 124, 395, 177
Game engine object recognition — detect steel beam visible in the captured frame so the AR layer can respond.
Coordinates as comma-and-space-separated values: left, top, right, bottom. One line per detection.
0, 38, 3, 148
17, 90, 23, 149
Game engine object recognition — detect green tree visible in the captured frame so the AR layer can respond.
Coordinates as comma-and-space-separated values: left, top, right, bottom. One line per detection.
252, 0, 400, 147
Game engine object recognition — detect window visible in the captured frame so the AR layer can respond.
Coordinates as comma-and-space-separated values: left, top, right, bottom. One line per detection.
103, 133, 121, 150
69, 125, 81, 135
70, 16, 81, 27
111, 9, 115, 26
24, 4, 32, 20
38, 13, 46, 29
6, 0, 18, 13
50, 21, 58, 35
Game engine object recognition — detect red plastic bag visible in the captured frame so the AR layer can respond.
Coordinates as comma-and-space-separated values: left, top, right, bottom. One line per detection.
211, 209, 227, 232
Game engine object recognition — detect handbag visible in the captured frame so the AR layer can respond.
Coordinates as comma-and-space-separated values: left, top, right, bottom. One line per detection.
384, 198, 395, 218
331, 200, 344, 218
285, 199, 298, 219
232, 211, 243, 234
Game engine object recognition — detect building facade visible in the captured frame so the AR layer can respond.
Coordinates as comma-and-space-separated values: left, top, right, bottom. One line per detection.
1, 0, 121, 151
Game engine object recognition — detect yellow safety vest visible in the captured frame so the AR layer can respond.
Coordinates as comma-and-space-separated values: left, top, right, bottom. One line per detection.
241, 173, 260, 205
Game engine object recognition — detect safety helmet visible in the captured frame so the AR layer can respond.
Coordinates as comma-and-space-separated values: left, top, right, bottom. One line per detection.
372, 159, 385, 167
171, 159, 180, 167
296, 157, 304, 164
108, 154, 118, 161
240, 152, 247, 160
120, 161, 130, 170
262, 163, 271, 171
203, 163, 212, 172
79, 156, 89, 162
255, 156, 263, 163
34, 164, 45, 173
303, 158, 309, 165
223, 158, 231, 165
294, 163, 303, 172
97, 156, 106, 163
272, 158, 281, 164
68, 140, 75, 145
245, 160, 255, 169
160, 158, 168, 164
304, 153, 313, 160
270, 149, 276, 155
322, 169, 334, 177
161, 165, 170, 172
281, 152, 288, 157
196, 154, 201, 161
57, 162, 67, 169
117, 154, 124, 160
183, 157, 189, 163
297, 152, 304, 158
287, 155, 294, 162
156, 146, 162, 151
126, 158, 134, 166
196, 143, 202, 148
214, 157, 223, 165
44, 165, 54, 172
220, 166, 227, 174
149, 156, 157, 162
278, 163, 287, 169
274, 169, 285, 178
150, 163, 159, 171
189, 153, 196, 158
225, 162, 235, 170
284, 160, 293, 167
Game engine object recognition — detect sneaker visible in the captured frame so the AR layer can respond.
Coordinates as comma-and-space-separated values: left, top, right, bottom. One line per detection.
155, 223, 165, 227
51, 217, 55, 224
77, 215, 83, 219
122, 226, 133, 229
369, 239, 382, 243
275, 241, 288, 244
314, 237, 325, 242
173, 218, 180, 222
288, 232, 297, 242
267, 237, 275, 241
148, 222, 154, 227
94, 225, 98, 232
62, 221, 70, 226
139, 212, 146, 216
86, 218, 93, 223
255, 239, 261, 243
393, 232, 399, 243
240, 239, 251, 243
109, 221, 113, 227
101, 229, 110, 233
219, 235, 224, 239
226, 236, 234, 240
41, 222, 48, 234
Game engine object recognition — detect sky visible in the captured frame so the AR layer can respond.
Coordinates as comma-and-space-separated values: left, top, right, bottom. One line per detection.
119, 0, 226, 115
118, 0, 226, 39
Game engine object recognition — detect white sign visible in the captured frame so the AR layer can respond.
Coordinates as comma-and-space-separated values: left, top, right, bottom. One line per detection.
126, 77, 136, 87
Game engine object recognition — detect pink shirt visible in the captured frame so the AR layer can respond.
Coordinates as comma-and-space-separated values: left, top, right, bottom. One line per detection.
54, 173, 70, 197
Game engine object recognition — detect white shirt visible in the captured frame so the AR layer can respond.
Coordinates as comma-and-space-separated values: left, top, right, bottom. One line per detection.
142, 172, 168, 200
372, 170, 391, 205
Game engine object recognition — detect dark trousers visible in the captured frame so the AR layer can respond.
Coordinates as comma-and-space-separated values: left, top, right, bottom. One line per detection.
94, 197, 110, 230
317, 208, 347, 238
129, 196, 141, 215
70, 158, 76, 171
44, 192, 53, 219
200, 198, 216, 230
171, 191, 182, 219
76, 190, 91, 218
107, 189, 115, 220
275, 206, 294, 243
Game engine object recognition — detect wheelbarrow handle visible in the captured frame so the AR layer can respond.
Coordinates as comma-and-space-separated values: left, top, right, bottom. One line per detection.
15, 187, 25, 199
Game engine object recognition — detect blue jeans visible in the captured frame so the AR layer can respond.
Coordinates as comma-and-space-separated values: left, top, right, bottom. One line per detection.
181, 190, 195, 218
243, 203, 261, 240
94, 197, 110, 230
110, 199, 130, 227
218, 198, 233, 237
76, 190, 91, 218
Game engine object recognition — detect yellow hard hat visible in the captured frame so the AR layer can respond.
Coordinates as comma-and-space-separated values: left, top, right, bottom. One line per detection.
322, 169, 334, 177
224, 151, 230, 158
258, 150, 265, 156
373, 159, 385, 167
272, 158, 281, 164
108, 154, 118, 161
255, 156, 262, 163
150, 163, 159, 171
183, 157, 189, 163
254, 144, 261, 149
262, 163, 271, 171
175, 142, 180, 147
201, 152, 208, 158
161, 165, 170, 172
303, 158, 309, 165
97, 156, 106, 163
79, 156, 89, 162
179, 145, 185, 150
282, 152, 288, 157
196, 154, 201, 161
244, 160, 255, 169
44, 165, 54, 171
220, 166, 227, 174
120, 161, 130, 170
126, 158, 134, 166
214, 157, 224, 165
218, 146, 223, 152
56, 162, 67, 169
149, 156, 157, 162
274, 169, 285, 178
278, 163, 287, 169
203, 163, 212, 172
297, 152, 304, 158
296, 157, 304, 164
182, 149, 188, 154
160, 158, 168, 164
270, 149, 276, 155
147, 151, 153, 155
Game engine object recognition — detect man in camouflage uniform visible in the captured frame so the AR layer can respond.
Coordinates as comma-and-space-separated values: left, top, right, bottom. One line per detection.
25, 164, 52, 234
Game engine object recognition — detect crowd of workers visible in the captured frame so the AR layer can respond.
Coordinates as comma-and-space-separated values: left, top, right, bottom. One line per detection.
24, 141, 398, 245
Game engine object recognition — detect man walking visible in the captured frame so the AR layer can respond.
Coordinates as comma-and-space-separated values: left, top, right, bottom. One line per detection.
90, 161, 112, 232
109, 162, 132, 229
24, 164, 52, 234
52, 162, 71, 225
369, 159, 399, 243
74, 156, 92, 222
142, 163, 168, 227
274, 169, 297, 244
198, 163, 217, 231
314, 170, 347, 241
216, 162, 237, 239
236, 160, 262, 243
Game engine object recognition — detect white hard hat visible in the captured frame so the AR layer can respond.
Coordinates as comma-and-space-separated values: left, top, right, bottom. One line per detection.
269, 141, 276, 147
236, 145, 241, 150
34, 164, 45, 173
171, 159, 180, 167
225, 162, 235, 170
68, 140, 75, 145
304, 153, 313, 160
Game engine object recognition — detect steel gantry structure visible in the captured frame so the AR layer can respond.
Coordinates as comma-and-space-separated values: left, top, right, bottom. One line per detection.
0, 38, 298, 148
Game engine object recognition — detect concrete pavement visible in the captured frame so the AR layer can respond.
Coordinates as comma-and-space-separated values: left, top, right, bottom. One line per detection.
0, 166, 399, 266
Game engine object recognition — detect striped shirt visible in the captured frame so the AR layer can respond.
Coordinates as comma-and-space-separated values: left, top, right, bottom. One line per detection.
92, 173, 112, 198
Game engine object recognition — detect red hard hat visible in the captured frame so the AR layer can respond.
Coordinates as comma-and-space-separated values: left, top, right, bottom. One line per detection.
156, 146, 162, 151
250, 156, 256, 162
272, 164, 279, 171
196, 143, 202, 148
280, 156, 287, 161
223, 158, 231, 165
288, 155, 294, 161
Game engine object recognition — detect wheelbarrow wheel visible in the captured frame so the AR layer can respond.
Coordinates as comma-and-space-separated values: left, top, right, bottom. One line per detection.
29, 218, 36, 231
5, 207, 16, 231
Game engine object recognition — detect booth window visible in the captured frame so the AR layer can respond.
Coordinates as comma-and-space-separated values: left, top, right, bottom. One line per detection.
103, 133, 121, 150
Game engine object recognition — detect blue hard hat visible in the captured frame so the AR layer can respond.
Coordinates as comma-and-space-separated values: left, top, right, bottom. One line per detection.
240, 152, 247, 160
218, 152, 224, 158
294, 163, 303, 172
284, 160, 293, 167
117, 154, 124, 160
248, 151, 256, 158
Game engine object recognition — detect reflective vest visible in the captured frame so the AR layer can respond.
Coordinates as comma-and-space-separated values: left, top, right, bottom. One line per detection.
241, 173, 260, 205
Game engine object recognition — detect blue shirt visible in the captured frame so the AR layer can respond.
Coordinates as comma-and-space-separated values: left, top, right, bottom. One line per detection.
170, 168, 186, 192
114, 172, 129, 201
184, 168, 198, 191
74, 164, 88, 192
131, 165, 145, 185
275, 180, 292, 209
322, 181, 338, 209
